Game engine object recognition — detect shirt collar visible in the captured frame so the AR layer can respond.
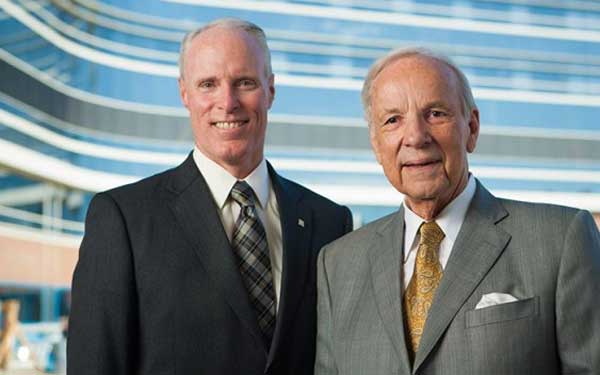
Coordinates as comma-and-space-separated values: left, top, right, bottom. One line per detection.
403, 174, 476, 261
193, 146, 270, 209
243, 158, 270, 209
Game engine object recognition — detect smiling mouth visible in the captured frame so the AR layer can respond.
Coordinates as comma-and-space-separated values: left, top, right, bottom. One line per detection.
212, 120, 249, 129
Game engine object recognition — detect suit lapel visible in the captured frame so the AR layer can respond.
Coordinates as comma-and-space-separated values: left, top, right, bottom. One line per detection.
413, 182, 511, 373
369, 208, 413, 375
266, 165, 312, 368
167, 154, 266, 354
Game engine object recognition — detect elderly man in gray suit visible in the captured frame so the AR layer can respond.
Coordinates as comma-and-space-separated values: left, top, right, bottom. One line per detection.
314, 47, 600, 375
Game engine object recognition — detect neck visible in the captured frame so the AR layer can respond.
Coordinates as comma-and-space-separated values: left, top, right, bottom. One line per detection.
405, 199, 443, 221
405, 173, 469, 221
222, 161, 259, 180
196, 147, 263, 180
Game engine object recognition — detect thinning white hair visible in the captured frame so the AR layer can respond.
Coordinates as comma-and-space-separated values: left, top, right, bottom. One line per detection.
361, 47, 476, 125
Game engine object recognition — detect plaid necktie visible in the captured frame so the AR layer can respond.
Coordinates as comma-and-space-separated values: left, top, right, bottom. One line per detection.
230, 181, 276, 347
403, 221, 445, 360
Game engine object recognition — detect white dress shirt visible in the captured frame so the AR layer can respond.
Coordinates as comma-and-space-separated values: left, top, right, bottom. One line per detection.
402, 175, 476, 291
193, 147, 283, 310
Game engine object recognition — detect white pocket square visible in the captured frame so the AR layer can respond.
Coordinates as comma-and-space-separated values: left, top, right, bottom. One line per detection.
475, 293, 518, 309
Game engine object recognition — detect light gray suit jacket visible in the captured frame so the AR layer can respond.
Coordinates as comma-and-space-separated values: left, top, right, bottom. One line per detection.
315, 182, 600, 375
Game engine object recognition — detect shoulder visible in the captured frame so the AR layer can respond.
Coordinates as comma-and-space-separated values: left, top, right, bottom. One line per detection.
85, 164, 185, 222
81, 172, 178, 242
99, 164, 182, 205
275, 172, 350, 216
497, 197, 590, 228
494, 197, 599, 266
320, 212, 397, 262
112, 167, 175, 196
499, 197, 579, 216
317, 212, 398, 285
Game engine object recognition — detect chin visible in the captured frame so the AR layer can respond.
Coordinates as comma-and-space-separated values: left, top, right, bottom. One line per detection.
406, 184, 447, 201
218, 143, 246, 158
220, 153, 246, 166
226, 148, 262, 166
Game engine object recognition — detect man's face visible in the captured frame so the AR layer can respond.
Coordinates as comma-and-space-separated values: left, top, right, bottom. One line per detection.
369, 56, 479, 217
178, 27, 274, 178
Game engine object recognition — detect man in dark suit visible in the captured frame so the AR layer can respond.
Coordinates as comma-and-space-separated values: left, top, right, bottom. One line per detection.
315, 48, 600, 374
67, 18, 352, 375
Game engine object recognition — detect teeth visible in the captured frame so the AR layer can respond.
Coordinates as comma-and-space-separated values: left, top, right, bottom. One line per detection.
214, 121, 244, 129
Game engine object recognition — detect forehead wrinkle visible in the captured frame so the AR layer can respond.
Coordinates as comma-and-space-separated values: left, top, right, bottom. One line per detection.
383, 59, 460, 107
380, 102, 405, 112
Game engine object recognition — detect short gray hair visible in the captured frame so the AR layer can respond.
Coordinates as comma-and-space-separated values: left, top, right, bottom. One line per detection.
361, 47, 476, 125
179, 18, 272, 79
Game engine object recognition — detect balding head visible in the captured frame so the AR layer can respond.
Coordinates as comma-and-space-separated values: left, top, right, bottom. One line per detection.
179, 18, 272, 80
362, 47, 476, 126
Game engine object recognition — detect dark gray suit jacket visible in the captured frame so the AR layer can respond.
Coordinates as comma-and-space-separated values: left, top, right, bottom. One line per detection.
68, 154, 352, 375
316, 181, 600, 375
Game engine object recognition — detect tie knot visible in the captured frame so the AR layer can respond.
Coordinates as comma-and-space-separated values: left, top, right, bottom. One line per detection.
231, 180, 256, 207
419, 221, 445, 247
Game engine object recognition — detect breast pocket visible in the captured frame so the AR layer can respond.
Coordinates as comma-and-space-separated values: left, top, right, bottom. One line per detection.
465, 296, 545, 373
466, 296, 539, 328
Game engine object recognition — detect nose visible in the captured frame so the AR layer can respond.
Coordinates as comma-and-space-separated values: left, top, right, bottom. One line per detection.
216, 85, 240, 113
403, 113, 431, 148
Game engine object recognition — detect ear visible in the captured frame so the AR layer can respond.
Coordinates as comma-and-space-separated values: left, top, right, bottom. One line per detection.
466, 108, 480, 153
267, 74, 275, 109
178, 78, 189, 110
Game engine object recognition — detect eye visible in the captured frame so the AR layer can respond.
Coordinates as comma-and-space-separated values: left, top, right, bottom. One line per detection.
237, 79, 257, 89
198, 80, 215, 89
426, 109, 450, 123
383, 115, 400, 126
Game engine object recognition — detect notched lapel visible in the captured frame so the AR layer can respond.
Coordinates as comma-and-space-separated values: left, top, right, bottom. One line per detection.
167, 156, 266, 353
368, 209, 412, 375
266, 168, 312, 367
413, 183, 511, 372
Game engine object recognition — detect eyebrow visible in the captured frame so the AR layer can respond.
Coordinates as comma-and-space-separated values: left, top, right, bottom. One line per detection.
236, 75, 259, 82
194, 75, 216, 83
380, 106, 404, 115
424, 100, 451, 110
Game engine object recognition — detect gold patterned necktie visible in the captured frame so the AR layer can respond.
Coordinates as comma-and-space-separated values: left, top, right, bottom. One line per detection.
403, 221, 445, 360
